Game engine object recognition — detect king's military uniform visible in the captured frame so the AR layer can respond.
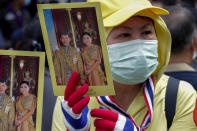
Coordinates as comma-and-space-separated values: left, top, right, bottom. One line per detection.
53, 46, 86, 85
0, 94, 15, 131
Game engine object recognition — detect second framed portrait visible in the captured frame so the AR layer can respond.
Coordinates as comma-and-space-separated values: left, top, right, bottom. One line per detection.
0, 50, 45, 131
38, 2, 114, 96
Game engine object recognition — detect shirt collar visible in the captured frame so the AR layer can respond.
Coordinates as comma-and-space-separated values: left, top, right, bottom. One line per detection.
165, 63, 196, 72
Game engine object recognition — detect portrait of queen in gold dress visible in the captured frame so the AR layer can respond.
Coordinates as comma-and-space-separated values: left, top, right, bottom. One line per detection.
81, 32, 105, 86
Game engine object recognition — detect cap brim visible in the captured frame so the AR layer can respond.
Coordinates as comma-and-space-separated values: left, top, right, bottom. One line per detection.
104, 5, 169, 27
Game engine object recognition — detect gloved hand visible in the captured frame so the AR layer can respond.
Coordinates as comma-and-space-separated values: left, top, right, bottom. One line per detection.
61, 72, 90, 131
91, 108, 137, 131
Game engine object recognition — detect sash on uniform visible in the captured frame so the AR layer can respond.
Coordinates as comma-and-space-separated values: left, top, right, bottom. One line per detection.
60, 49, 72, 69
17, 96, 35, 127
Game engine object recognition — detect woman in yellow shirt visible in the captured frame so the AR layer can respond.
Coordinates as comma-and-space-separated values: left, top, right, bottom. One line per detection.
52, 0, 197, 130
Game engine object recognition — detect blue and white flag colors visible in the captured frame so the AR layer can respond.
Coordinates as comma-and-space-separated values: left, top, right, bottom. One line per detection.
96, 76, 155, 131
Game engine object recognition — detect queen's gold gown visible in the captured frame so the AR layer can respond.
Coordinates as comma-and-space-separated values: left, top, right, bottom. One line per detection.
16, 95, 36, 131
82, 44, 105, 86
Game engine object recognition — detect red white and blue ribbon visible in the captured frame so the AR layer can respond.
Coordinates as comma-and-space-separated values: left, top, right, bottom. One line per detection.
96, 76, 155, 131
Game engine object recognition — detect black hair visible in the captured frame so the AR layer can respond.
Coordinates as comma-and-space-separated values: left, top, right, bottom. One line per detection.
162, 6, 196, 53
82, 32, 91, 37
60, 32, 71, 38
0, 79, 6, 83
0, 79, 7, 86
19, 81, 30, 87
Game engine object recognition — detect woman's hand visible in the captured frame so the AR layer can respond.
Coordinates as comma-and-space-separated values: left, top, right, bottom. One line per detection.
15, 119, 22, 126
91, 108, 135, 131
61, 72, 91, 131
85, 69, 91, 75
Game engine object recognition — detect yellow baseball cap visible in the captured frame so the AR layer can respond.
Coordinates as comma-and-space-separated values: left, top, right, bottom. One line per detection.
88, 0, 168, 27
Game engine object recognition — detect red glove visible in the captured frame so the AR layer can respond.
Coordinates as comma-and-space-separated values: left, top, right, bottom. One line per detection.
61, 72, 90, 131
91, 108, 135, 131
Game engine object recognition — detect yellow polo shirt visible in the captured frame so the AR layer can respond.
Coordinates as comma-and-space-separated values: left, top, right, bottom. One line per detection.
51, 75, 197, 131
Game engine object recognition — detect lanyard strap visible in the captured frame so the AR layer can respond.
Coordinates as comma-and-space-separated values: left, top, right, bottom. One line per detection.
96, 76, 155, 131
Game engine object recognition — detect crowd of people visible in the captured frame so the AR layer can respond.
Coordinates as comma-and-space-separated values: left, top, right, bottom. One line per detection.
0, 0, 197, 131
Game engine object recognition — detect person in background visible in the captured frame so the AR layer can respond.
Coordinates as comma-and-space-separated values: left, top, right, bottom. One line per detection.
163, 6, 197, 90
0, 79, 15, 131
0, 0, 31, 45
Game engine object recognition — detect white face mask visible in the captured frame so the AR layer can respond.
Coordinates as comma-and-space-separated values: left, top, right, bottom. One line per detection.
107, 39, 159, 85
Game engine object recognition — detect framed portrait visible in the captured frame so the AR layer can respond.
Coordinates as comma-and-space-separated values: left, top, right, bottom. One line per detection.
37, 2, 115, 96
0, 50, 45, 131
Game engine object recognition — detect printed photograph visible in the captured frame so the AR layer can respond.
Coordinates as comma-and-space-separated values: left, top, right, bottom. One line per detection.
44, 7, 106, 86
38, 2, 114, 96
0, 50, 45, 131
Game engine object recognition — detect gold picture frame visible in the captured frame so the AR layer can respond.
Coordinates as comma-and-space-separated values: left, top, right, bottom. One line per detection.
37, 2, 115, 96
0, 50, 45, 131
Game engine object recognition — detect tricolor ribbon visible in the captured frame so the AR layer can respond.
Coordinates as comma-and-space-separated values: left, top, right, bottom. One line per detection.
96, 76, 155, 131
